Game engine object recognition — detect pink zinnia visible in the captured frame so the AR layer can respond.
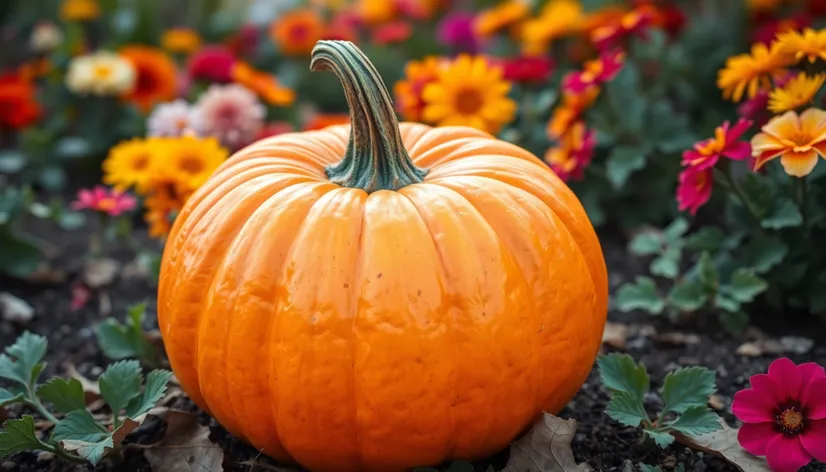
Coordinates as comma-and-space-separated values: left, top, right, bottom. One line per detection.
71, 186, 136, 216
681, 119, 752, 170
437, 12, 479, 53
733, 358, 826, 472
187, 45, 236, 83
676, 166, 712, 215
562, 50, 625, 94
502, 56, 554, 84
192, 83, 265, 150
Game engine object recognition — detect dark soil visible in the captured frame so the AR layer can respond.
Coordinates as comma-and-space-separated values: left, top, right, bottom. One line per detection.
1, 215, 824, 472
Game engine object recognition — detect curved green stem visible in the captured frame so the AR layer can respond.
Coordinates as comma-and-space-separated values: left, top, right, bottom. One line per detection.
714, 167, 760, 223
24, 395, 59, 426
310, 40, 427, 193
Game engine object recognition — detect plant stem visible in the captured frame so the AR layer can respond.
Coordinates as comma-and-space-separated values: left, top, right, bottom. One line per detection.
795, 175, 809, 227
23, 395, 59, 426
715, 167, 761, 223
50, 443, 87, 464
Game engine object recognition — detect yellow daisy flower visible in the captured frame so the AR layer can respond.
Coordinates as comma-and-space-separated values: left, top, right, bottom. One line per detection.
520, 0, 583, 55
768, 73, 826, 113
775, 28, 826, 64
161, 28, 203, 54
102, 138, 155, 192
421, 55, 517, 134
473, 0, 530, 38
151, 136, 229, 194
60, 0, 100, 22
717, 42, 793, 102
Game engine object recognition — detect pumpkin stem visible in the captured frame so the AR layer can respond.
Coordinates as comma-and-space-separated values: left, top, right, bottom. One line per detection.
310, 40, 427, 193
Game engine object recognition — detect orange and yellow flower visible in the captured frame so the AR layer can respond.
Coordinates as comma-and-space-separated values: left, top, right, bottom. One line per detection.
102, 138, 155, 192
119, 46, 177, 112
231, 61, 295, 106
520, 0, 583, 55
60, 0, 100, 22
547, 86, 599, 139
161, 28, 203, 54
544, 121, 595, 181
421, 55, 517, 134
775, 28, 826, 65
270, 9, 325, 56
394, 56, 444, 122
717, 42, 794, 102
562, 49, 625, 93
474, 0, 530, 38
768, 72, 826, 113
751, 108, 826, 176
356, 0, 397, 24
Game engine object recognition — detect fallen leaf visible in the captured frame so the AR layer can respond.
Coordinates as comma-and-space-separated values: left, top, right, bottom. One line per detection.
143, 409, 224, 472
82, 258, 119, 289
601, 322, 629, 349
24, 264, 68, 285
502, 413, 592, 472
708, 394, 726, 411
736, 336, 814, 357
0, 293, 34, 323
64, 363, 101, 404
674, 419, 770, 472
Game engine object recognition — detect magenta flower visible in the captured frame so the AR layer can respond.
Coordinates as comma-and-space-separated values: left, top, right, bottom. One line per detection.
681, 119, 752, 170
71, 186, 137, 216
733, 358, 826, 472
676, 166, 713, 215
187, 45, 236, 83
437, 12, 479, 53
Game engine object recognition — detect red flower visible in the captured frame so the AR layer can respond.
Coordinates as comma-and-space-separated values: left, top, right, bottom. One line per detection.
562, 50, 625, 94
502, 56, 554, 84
681, 119, 752, 170
738, 89, 770, 124
544, 122, 595, 181
227, 24, 261, 57
591, 8, 653, 50
807, 0, 826, 17
187, 46, 236, 83
733, 358, 826, 472
372, 21, 412, 45
676, 166, 712, 215
71, 186, 137, 216
0, 72, 41, 129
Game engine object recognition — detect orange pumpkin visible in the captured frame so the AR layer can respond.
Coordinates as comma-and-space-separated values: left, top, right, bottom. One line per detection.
158, 40, 607, 472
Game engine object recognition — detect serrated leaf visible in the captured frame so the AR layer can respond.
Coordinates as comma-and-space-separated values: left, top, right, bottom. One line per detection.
606, 146, 646, 189
638, 464, 663, 472
37, 378, 86, 414
95, 319, 138, 360
645, 429, 675, 448
51, 410, 108, 443
661, 367, 717, 414
99, 360, 142, 415
0, 415, 45, 456
629, 232, 663, 256
125, 370, 172, 419
615, 277, 664, 314
650, 247, 681, 279
0, 331, 47, 387
597, 353, 650, 402
667, 406, 723, 437
668, 282, 708, 312
723, 269, 767, 303
606, 391, 648, 427
685, 227, 727, 253
59, 437, 113, 465
761, 198, 803, 229
663, 218, 689, 242
743, 235, 787, 274
0, 386, 24, 407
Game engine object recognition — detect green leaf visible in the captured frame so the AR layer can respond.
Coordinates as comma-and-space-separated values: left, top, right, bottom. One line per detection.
645, 429, 675, 448
615, 277, 664, 314
51, 410, 109, 443
606, 63, 644, 132
0, 386, 24, 407
738, 173, 773, 217
660, 367, 717, 414
0, 231, 42, 278
629, 232, 662, 256
697, 252, 718, 290
606, 146, 646, 189
59, 437, 113, 465
762, 198, 803, 229
597, 353, 650, 402
605, 391, 649, 427
722, 269, 767, 303
94, 319, 137, 360
125, 370, 172, 419
0, 415, 45, 456
638, 464, 664, 472
743, 235, 788, 274
99, 360, 142, 415
663, 218, 689, 242
55, 136, 92, 160
714, 294, 741, 313
37, 378, 86, 414
668, 282, 708, 312
667, 406, 723, 437
0, 331, 47, 387
685, 227, 727, 253
650, 247, 681, 279
719, 310, 750, 335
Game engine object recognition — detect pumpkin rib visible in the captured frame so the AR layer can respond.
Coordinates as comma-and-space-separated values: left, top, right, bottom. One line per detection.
405, 125, 491, 158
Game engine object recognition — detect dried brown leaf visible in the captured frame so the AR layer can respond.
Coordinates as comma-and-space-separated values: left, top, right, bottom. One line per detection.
601, 322, 629, 349
674, 419, 770, 472
82, 258, 120, 288
143, 409, 224, 472
64, 363, 101, 404
502, 413, 592, 472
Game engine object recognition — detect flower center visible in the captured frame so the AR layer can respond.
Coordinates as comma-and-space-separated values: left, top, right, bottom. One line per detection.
131, 154, 149, 171
179, 155, 204, 174
777, 405, 806, 435
93, 64, 113, 80
455, 89, 484, 114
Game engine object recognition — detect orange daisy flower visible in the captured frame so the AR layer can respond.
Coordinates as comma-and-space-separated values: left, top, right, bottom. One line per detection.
547, 86, 600, 139
119, 46, 177, 112
161, 28, 202, 54
717, 42, 793, 102
775, 28, 826, 65
269, 9, 325, 56
751, 108, 826, 177
394, 57, 444, 122
356, 0, 397, 25
231, 61, 295, 107
474, 0, 530, 38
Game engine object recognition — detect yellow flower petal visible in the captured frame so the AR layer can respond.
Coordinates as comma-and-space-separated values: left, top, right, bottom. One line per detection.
780, 149, 819, 177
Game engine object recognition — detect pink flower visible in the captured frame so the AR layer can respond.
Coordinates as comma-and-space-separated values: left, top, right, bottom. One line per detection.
738, 89, 770, 126
676, 166, 712, 215
591, 8, 653, 51
562, 50, 625, 94
681, 119, 752, 170
71, 186, 137, 216
502, 56, 554, 84
70, 281, 91, 312
187, 45, 236, 83
437, 12, 480, 53
733, 358, 826, 472
192, 83, 265, 150
147, 99, 197, 137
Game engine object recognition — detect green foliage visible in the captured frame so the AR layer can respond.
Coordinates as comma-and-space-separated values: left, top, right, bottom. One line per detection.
0, 332, 171, 465
94, 303, 161, 367
597, 354, 722, 449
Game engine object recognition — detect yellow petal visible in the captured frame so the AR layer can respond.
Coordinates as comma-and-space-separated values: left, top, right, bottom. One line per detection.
800, 108, 826, 143
762, 110, 801, 139
750, 132, 786, 154
780, 149, 819, 177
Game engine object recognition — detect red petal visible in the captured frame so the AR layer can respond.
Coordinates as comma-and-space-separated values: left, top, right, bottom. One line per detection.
722, 141, 752, 161
799, 362, 826, 393
803, 377, 826, 420
750, 373, 783, 405
765, 435, 813, 472
767, 358, 802, 402
800, 419, 826, 462
732, 389, 775, 423
738, 422, 777, 456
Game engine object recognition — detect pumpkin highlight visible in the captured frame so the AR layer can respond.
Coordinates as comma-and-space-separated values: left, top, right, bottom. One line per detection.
158, 40, 607, 472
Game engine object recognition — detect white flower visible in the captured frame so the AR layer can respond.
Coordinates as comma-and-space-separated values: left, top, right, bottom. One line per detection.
191, 84, 265, 150
30, 21, 63, 53
147, 100, 198, 137
66, 51, 136, 96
